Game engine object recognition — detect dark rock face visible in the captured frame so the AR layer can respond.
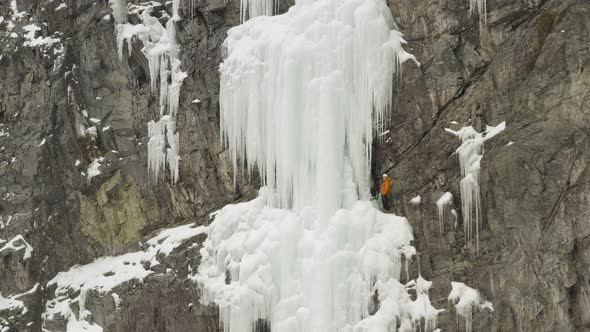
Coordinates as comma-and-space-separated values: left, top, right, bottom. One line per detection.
378, 0, 590, 331
0, 0, 588, 331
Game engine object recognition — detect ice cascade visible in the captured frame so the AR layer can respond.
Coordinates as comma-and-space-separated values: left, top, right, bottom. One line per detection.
445, 122, 505, 251
196, 195, 444, 331
196, 0, 439, 331
220, 0, 417, 215
111, 0, 187, 183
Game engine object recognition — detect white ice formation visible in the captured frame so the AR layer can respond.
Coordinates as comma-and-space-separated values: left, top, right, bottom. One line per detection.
197, 0, 435, 331
445, 122, 505, 251
0, 234, 33, 260
470, 0, 487, 26
448, 282, 493, 332
111, 0, 187, 183
410, 195, 422, 205
405, 275, 444, 331
220, 0, 417, 216
436, 192, 453, 234
239, 0, 278, 22
196, 194, 444, 331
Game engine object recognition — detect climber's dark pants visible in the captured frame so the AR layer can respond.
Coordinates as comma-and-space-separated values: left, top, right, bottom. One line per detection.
381, 193, 390, 211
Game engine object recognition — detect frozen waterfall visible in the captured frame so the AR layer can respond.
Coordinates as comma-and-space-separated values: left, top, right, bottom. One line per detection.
195, 0, 440, 331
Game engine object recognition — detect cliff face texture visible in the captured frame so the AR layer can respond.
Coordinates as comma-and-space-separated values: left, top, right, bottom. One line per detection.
0, 0, 588, 331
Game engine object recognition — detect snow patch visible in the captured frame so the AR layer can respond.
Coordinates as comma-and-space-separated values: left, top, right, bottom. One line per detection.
409, 195, 422, 205
10, 0, 27, 21
22, 24, 60, 48
0, 235, 33, 260
86, 157, 104, 182
0, 284, 38, 316
44, 223, 205, 330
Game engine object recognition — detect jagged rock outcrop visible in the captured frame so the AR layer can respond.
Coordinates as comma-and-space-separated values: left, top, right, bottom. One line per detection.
0, 0, 588, 331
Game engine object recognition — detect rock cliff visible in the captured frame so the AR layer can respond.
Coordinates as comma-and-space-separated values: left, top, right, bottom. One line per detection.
0, 0, 588, 331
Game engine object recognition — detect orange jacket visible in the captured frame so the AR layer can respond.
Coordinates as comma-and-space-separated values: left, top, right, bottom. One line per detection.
380, 177, 392, 195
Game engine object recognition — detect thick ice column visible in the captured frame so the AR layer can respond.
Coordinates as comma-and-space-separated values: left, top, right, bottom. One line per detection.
219, 0, 417, 215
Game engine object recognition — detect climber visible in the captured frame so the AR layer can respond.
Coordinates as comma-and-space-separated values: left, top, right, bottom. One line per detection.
379, 174, 392, 211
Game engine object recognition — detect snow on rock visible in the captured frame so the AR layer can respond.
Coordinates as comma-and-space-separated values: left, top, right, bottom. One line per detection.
0, 235, 33, 259
410, 195, 422, 205
10, 0, 27, 21
112, 0, 186, 183
445, 122, 505, 251
448, 282, 493, 332
0, 293, 24, 313
86, 157, 104, 182
220, 0, 417, 216
22, 24, 61, 48
0, 283, 38, 322
44, 223, 205, 331
435, 192, 453, 235
196, 194, 442, 331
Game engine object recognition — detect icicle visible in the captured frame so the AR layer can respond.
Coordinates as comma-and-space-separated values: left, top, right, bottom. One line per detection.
112, 1, 187, 183
109, 0, 128, 25
469, 0, 487, 27
448, 282, 493, 332
239, 0, 277, 22
147, 117, 168, 181
436, 192, 453, 235
445, 122, 505, 251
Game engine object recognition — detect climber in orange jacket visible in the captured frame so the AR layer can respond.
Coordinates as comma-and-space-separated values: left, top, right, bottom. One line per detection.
379, 174, 392, 211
